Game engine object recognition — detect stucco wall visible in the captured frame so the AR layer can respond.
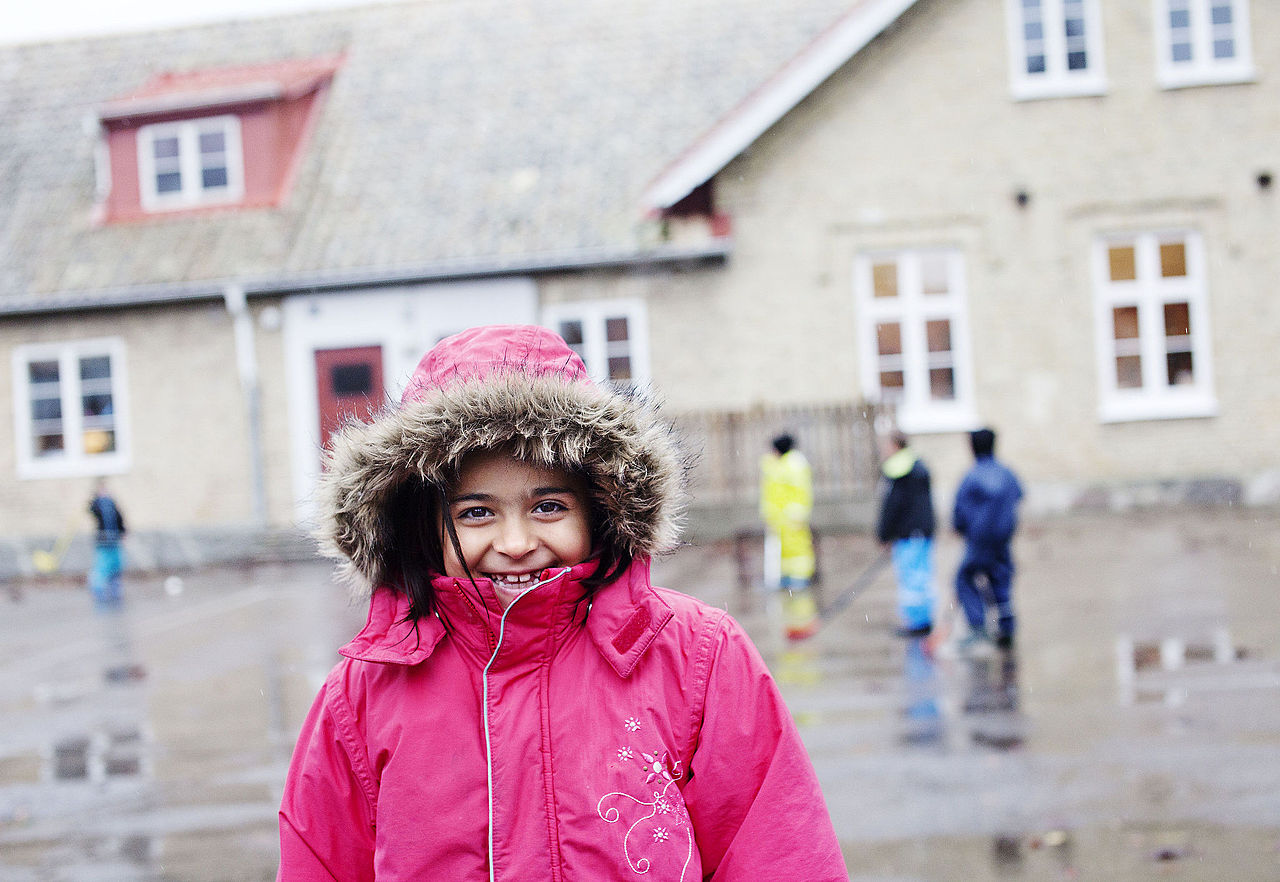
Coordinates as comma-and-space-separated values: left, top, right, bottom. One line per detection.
0, 300, 296, 537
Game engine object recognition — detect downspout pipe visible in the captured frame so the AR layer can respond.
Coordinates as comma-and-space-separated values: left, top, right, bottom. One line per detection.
224, 283, 268, 525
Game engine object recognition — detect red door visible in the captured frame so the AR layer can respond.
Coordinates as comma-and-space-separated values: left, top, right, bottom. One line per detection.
315, 346, 385, 449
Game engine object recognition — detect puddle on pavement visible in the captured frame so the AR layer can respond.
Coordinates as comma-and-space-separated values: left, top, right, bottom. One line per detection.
845, 823, 1280, 881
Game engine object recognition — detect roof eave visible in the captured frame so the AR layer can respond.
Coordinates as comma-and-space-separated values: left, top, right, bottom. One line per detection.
0, 240, 733, 317
97, 82, 284, 122
640, 0, 921, 211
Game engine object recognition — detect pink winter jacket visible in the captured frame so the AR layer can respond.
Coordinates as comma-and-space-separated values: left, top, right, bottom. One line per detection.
278, 559, 848, 880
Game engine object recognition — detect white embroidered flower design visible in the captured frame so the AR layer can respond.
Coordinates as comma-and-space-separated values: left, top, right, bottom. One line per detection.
642, 749, 682, 784
597, 716, 693, 880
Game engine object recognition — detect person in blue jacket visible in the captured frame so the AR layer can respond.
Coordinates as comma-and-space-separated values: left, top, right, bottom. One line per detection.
88, 479, 127, 607
876, 431, 937, 637
952, 428, 1023, 650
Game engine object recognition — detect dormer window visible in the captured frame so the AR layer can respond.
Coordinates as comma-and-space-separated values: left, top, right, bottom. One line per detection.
137, 115, 245, 210
95, 55, 342, 222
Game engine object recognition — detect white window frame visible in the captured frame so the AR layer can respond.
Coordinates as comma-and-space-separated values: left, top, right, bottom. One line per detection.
1154, 0, 1254, 89
1005, 0, 1107, 100
12, 338, 132, 480
136, 114, 245, 211
541, 299, 651, 389
854, 248, 978, 435
1091, 230, 1216, 423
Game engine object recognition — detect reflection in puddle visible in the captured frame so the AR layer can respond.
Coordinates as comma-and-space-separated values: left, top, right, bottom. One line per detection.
103, 662, 148, 684
53, 736, 92, 780
900, 637, 943, 747
49, 726, 149, 782
963, 650, 1025, 752
1116, 627, 1243, 706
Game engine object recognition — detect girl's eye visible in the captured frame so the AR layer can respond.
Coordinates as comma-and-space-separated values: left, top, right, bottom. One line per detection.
533, 499, 568, 515
456, 506, 492, 521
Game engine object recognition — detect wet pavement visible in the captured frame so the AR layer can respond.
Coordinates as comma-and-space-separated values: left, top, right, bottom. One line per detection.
1, 509, 1278, 880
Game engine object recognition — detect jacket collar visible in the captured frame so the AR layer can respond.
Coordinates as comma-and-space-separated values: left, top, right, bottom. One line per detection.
339, 559, 673, 678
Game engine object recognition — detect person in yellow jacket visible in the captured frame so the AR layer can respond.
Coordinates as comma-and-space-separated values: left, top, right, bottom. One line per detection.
760, 434, 818, 640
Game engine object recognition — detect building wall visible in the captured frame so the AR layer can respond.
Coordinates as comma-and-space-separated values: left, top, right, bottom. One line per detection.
628, 0, 1280, 504
0, 302, 274, 537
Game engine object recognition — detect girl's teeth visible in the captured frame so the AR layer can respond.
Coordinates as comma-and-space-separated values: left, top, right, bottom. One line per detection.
490, 573, 533, 584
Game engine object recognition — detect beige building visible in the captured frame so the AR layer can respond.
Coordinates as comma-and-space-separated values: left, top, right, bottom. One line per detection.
1, 0, 1276, 564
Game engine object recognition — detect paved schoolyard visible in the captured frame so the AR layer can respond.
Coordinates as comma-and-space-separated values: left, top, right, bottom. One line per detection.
0, 508, 1277, 880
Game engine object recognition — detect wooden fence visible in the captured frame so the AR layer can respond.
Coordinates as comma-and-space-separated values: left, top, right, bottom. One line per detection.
671, 401, 884, 509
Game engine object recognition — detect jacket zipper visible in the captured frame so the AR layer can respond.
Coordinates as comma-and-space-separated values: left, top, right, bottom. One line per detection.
481, 567, 570, 882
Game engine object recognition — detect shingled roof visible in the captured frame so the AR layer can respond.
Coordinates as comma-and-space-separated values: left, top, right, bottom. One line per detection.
0, 0, 888, 311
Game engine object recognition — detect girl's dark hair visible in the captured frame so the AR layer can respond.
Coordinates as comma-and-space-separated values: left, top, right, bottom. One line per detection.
386, 458, 631, 622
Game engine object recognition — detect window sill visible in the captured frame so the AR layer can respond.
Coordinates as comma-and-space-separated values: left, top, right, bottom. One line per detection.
139, 190, 246, 214
1010, 75, 1108, 102
17, 453, 131, 481
895, 404, 981, 436
1157, 66, 1256, 90
1098, 395, 1218, 424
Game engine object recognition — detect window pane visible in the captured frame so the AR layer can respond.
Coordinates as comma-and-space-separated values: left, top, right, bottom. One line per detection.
1164, 302, 1191, 336
157, 171, 182, 193
876, 322, 902, 356
199, 131, 226, 154
29, 360, 59, 384
1210, 3, 1232, 25
1063, 0, 1088, 68
1108, 246, 1136, 281
558, 320, 584, 346
1113, 306, 1140, 339
872, 263, 898, 298
1213, 39, 1234, 59
82, 393, 114, 418
1116, 355, 1143, 388
925, 320, 951, 353
921, 255, 949, 295
879, 371, 904, 400
1160, 242, 1187, 277
1172, 42, 1193, 62
153, 136, 180, 159
32, 397, 62, 421
83, 429, 116, 455
1167, 351, 1194, 386
929, 368, 955, 401
202, 167, 229, 189
36, 434, 65, 456
605, 316, 629, 343
331, 364, 373, 397
1026, 54, 1047, 74
80, 355, 111, 380
607, 357, 632, 381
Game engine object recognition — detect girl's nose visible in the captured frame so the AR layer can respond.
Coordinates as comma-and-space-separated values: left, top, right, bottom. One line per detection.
494, 519, 536, 558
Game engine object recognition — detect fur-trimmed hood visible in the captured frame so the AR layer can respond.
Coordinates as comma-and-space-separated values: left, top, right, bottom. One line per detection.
316, 325, 685, 596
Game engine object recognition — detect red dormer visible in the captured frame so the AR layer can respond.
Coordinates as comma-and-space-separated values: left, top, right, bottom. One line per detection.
94, 55, 343, 222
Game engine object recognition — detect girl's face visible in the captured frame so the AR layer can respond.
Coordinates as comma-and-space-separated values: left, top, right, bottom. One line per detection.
442, 449, 593, 608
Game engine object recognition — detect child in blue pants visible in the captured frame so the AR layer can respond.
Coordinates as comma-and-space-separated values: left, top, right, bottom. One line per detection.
953, 428, 1023, 649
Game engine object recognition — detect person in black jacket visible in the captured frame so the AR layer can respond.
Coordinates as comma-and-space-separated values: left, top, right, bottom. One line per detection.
876, 431, 937, 637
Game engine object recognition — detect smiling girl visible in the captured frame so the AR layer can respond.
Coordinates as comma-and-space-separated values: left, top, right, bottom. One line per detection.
277, 325, 847, 881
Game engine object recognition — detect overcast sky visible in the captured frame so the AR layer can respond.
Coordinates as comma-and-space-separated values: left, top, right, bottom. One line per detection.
2, 0, 377, 45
